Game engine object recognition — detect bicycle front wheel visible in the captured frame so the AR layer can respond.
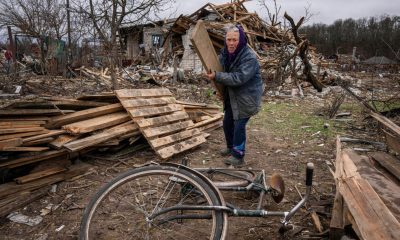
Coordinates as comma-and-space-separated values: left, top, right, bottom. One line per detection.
80, 164, 226, 240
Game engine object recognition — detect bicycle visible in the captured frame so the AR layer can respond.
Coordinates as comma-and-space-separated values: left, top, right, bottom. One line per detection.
80, 161, 314, 239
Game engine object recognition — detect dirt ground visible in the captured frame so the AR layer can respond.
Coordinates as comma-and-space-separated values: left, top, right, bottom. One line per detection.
0, 71, 399, 239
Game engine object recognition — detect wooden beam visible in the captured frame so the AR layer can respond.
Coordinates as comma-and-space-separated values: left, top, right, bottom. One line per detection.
369, 152, 400, 182
0, 150, 68, 168
0, 109, 73, 116
62, 112, 130, 135
63, 123, 139, 152
0, 138, 22, 148
14, 166, 67, 184
1, 147, 50, 152
370, 112, 400, 138
45, 103, 123, 129
190, 20, 224, 99
0, 130, 49, 141
22, 137, 54, 147
0, 127, 46, 135
22, 130, 66, 143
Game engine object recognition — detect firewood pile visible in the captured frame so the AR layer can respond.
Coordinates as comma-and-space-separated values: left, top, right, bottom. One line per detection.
0, 88, 222, 218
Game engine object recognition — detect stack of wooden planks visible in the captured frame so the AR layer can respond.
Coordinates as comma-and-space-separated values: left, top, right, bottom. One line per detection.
330, 137, 400, 240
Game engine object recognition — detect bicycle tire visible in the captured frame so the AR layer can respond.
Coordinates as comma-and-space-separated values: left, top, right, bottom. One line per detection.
80, 164, 226, 240
196, 168, 256, 188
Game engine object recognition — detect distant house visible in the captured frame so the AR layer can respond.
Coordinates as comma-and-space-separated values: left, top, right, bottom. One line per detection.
362, 56, 398, 65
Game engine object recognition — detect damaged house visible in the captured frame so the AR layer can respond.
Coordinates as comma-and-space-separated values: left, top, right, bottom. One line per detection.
119, 2, 291, 74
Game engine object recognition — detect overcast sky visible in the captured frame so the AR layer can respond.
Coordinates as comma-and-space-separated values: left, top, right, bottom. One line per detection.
173, 0, 400, 25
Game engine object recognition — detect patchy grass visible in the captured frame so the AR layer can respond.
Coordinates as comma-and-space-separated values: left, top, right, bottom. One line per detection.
250, 100, 344, 140
369, 100, 400, 112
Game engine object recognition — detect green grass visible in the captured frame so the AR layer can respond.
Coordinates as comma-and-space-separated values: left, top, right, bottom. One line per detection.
250, 101, 343, 140
368, 100, 400, 112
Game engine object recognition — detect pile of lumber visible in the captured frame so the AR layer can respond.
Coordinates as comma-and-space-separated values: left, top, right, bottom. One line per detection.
330, 137, 400, 239
0, 88, 223, 217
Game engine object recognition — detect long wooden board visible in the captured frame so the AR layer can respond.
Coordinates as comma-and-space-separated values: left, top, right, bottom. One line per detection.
369, 152, 400, 182
370, 112, 400, 138
0, 138, 22, 148
14, 166, 67, 184
0, 127, 45, 135
190, 20, 224, 99
0, 150, 68, 168
62, 112, 130, 135
0, 130, 49, 141
22, 130, 65, 143
49, 135, 79, 149
46, 103, 123, 128
63, 123, 139, 152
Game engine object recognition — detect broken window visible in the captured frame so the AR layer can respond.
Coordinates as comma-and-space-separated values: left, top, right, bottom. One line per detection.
152, 35, 162, 47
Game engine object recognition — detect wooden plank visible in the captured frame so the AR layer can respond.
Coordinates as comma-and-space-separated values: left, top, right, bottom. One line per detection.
14, 166, 67, 184
370, 112, 400, 138
136, 111, 189, 128
0, 188, 49, 218
0, 109, 73, 116
0, 150, 68, 168
49, 135, 78, 149
115, 88, 172, 98
0, 121, 45, 127
369, 151, 400, 183
142, 120, 194, 138
121, 97, 176, 108
1, 147, 50, 152
190, 20, 224, 98
22, 137, 54, 147
0, 117, 49, 121
187, 113, 223, 130
45, 103, 123, 128
353, 152, 400, 219
62, 112, 130, 135
0, 163, 91, 199
22, 130, 66, 143
76, 92, 116, 101
0, 130, 49, 141
0, 138, 22, 148
128, 104, 183, 118
149, 129, 202, 148
198, 121, 223, 132
0, 127, 45, 135
0, 125, 40, 129
383, 129, 400, 155
157, 135, 206, 159
63, 123, 138, 152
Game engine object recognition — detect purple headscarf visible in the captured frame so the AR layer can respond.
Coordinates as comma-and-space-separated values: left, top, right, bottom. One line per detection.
224, 25, 247, 68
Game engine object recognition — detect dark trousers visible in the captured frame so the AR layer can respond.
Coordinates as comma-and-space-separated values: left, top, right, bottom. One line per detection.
223, 102, 249, 159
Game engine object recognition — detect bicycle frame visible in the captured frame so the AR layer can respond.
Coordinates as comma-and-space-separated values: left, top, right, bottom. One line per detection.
148, 163, 314, 229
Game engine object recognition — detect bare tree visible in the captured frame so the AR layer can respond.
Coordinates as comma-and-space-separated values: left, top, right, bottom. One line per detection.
73, 0, 173, 89
0, 0, 67, 39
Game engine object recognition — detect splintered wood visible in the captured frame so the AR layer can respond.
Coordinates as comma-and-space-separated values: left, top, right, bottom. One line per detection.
115, 88, 206, 159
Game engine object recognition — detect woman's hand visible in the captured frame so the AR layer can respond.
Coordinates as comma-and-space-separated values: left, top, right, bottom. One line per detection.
204, 70, 215, 81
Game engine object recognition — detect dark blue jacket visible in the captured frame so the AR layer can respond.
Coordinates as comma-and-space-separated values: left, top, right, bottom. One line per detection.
215, 46, 263, 120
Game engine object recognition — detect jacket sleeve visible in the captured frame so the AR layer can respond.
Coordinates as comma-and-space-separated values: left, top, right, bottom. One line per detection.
214, 54, 258, 87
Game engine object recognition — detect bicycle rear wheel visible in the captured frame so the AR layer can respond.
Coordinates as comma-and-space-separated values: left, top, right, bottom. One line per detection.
80, 164, 226, 240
